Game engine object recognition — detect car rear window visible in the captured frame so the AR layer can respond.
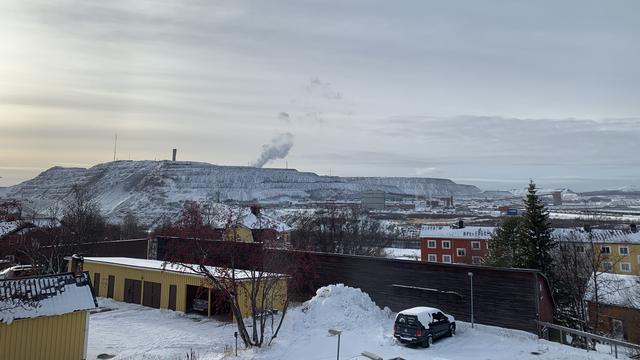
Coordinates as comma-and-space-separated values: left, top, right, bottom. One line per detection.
395, 314, 418, 326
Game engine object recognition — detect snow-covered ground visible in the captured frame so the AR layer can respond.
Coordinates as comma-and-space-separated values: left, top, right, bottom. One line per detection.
383, 248, 421, 261
88, 285, 622, 360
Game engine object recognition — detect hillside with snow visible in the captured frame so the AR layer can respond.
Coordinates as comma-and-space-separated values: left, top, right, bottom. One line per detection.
1, 160, 480, 225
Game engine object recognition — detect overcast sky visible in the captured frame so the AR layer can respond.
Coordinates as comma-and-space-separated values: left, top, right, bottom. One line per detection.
1, 0, 639, 191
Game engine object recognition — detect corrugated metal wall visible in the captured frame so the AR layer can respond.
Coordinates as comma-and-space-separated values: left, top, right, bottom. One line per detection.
0, 310, 87, 360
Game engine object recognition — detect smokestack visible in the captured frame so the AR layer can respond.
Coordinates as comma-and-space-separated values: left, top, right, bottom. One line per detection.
172, 149, 177, 161
71, 254, 84, 278
458, 220, 464, 228
631, 223, 638, 233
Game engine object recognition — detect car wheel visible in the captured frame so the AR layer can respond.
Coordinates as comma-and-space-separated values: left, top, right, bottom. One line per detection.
422, 335, 433, 348
448, 325, 455, 337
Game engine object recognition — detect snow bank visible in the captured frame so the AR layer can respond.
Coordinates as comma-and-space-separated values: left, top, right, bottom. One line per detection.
291, 284, 393, 332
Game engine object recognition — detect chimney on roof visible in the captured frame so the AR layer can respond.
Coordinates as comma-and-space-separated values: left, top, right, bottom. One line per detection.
172, 148, 177, 161
583, 224, 592, 233
71, 254, 84, 278
458, 220, 464, 229
250, 204, 261, 217
631, 223, 638, 233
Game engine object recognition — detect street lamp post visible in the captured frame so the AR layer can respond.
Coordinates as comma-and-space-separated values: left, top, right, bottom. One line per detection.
328, 329, 342, 360
468, 272, 474, 328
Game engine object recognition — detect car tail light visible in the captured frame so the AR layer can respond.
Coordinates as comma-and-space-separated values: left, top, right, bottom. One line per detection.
416, 327, 422, 337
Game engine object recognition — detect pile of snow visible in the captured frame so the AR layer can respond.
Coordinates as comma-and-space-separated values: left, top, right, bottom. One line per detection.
291, 284, 393, 332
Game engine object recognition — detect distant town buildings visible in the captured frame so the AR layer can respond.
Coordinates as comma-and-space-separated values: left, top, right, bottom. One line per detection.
360, 191, 386, 210
419, 223, 640, 274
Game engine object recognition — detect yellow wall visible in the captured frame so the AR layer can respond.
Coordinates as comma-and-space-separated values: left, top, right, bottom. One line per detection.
224, 225, 254, 242
593, 243, 640, 275
81, 261, 287, 317
0, 310, 88, 360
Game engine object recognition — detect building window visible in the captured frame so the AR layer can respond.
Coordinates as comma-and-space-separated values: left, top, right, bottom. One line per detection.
620, 262, 632, 273
442, 240, 451, 249
638, 255, 640, 264
619, 246, 629, 256
601, 246, 611, 254
472, 256, 482, 265
442, 255, 452, 263
576, 245, 584, 253
471, 241, 481, 250
456, 248, 466, 257
603, 261, 613, 272
427, 254, 437, 262
427, 240, 436, 249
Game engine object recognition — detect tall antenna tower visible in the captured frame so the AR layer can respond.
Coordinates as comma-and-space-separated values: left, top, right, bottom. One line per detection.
113, 133, 118, 161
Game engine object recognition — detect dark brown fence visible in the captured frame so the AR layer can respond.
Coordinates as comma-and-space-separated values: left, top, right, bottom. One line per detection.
150, 237, 553, 334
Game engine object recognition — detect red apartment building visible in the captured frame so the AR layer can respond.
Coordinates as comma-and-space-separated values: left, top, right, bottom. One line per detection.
420, 224, 495, 265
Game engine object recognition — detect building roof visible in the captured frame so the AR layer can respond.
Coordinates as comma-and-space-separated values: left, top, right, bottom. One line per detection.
82, 257, 286, 280
585, 273, 639, 309
419, 225, 640, 244
419, 226, 495, 240
239, 212, 292, 232
0, 272, 97, 324
0, 220, 24, 238
552, 228, 640, 244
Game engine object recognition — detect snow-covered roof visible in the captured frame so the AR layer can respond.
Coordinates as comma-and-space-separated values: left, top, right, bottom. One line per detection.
0, 272, 97, 324
239, 212, 292, 232
553, 228, 640, 244
419, 226, 494, 240
585, 273, 639, 309
396, 306, 444, 326
0, 220, 23, 238
83, 257, 286, 280
419, 225, 640, 243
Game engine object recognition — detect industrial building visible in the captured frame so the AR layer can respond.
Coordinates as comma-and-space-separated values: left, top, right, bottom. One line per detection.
361, 190, 386, 210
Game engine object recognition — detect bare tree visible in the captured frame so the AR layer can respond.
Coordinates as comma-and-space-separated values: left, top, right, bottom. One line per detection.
289, 204, 394, 256
61, 185, 106, 243
159, 203, 313, 348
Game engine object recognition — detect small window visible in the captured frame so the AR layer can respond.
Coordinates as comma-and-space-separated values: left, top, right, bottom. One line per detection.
471, 241, 481, 250
427, 240, 437, 249
637, 255, 640, 264
576, 245, 584, 253
601, 246, 611, 254
603, 261, 613, 272
456, 248, 466, 257
619, 247, 629, 256
443, 255, 452, 263
442, 240, 451, 249
620, 262, 631, 272
427, 254, 437, 262
472, 256, 482, 265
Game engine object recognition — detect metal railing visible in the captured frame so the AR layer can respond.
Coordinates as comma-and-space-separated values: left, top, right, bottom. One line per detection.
536, 321, 640, 359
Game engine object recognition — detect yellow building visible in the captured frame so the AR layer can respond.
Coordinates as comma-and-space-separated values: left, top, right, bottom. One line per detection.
78, 257, 288, 319
556, 227, 640, 275
0, 268, 97, 360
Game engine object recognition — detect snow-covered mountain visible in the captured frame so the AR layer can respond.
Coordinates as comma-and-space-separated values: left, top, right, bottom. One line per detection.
2, 160, 481, 225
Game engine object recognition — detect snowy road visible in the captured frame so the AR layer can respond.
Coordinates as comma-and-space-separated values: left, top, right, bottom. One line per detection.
88, 286, 620, 360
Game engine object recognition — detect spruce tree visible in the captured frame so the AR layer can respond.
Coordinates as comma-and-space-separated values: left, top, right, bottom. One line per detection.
521, 180, 556, 275
486, 216, 523, 267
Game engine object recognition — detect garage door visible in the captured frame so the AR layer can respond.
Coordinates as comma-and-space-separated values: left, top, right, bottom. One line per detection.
124, 278, 142, 304
143, 281, 162, 309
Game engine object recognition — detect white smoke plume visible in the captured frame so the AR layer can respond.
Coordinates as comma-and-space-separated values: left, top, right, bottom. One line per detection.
252, 132, 294, 168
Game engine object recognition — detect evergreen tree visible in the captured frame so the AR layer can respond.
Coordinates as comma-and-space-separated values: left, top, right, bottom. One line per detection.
486, 216, 525, 267
521, 180, 556, 275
